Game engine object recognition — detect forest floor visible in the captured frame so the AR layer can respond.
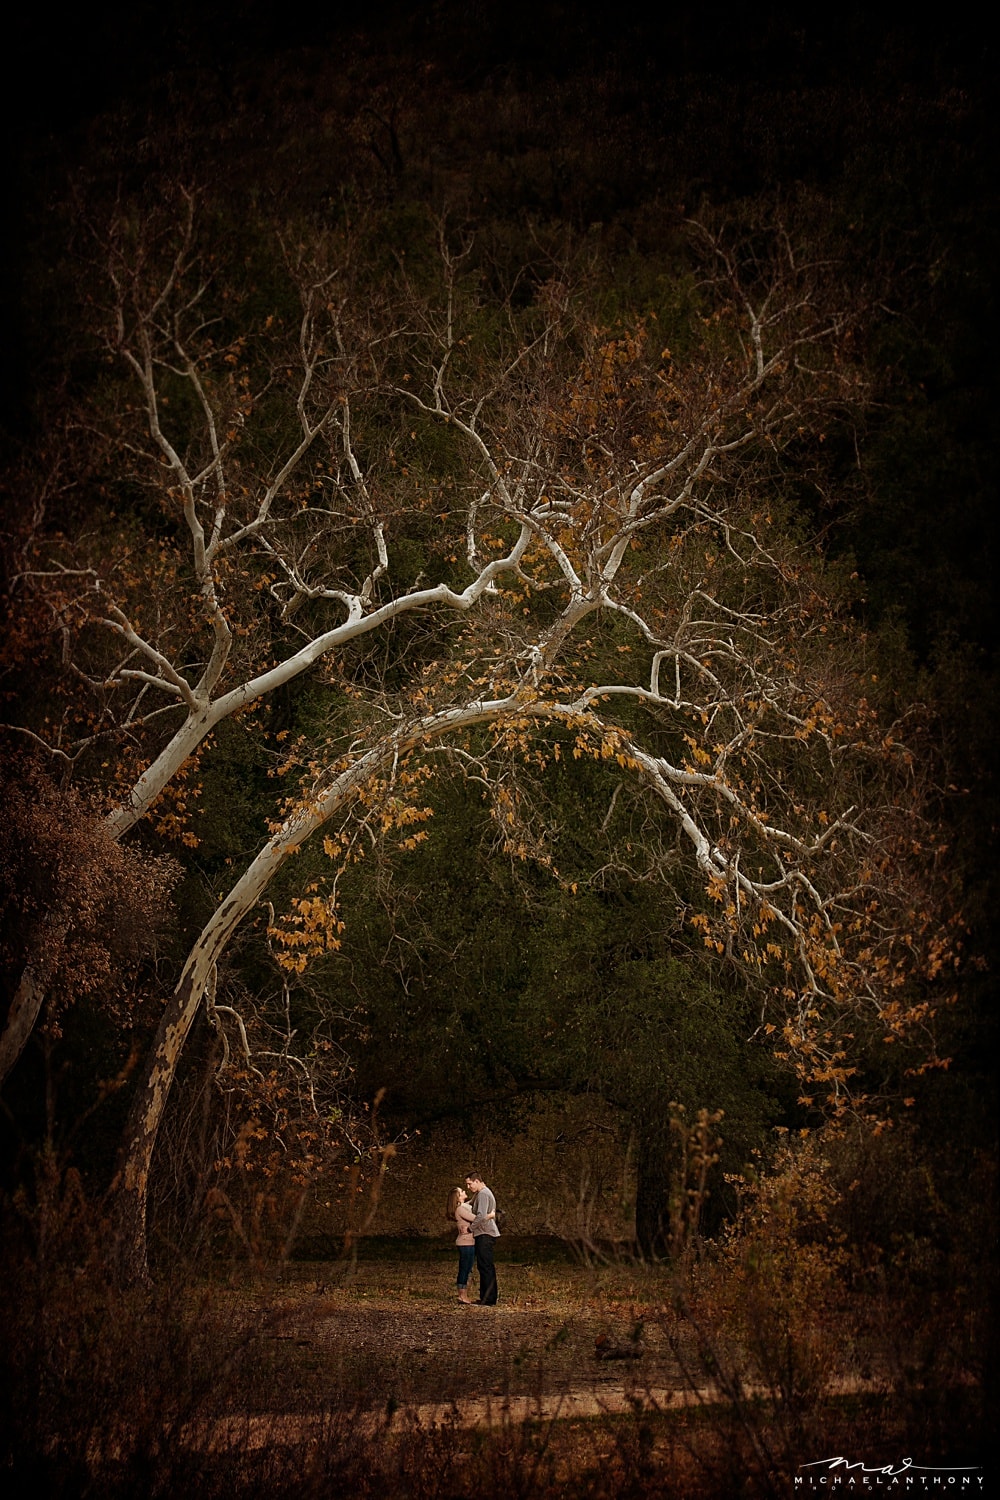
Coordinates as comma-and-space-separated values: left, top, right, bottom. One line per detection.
210, 1237, 697, 1418
85, 1238, 985, 1495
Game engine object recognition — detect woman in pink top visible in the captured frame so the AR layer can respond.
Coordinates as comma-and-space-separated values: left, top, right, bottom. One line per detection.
446, 1186, 476, 1302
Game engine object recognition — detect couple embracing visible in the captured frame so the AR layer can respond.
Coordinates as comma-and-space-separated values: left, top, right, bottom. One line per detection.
446, 1173, 499, 1306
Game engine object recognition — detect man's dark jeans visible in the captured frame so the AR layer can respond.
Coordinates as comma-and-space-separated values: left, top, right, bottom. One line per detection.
474, 1234, 498, 1304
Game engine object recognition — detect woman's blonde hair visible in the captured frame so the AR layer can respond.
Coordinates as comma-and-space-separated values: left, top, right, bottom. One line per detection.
445, 1187, 462, 1222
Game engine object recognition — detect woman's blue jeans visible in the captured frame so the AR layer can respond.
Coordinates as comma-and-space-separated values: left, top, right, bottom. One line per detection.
456, 1244, 475, 1289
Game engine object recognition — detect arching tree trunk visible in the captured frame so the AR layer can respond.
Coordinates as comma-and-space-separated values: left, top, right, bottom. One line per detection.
111, 699, 516, 1282
111, 789, 332, 1282
112, 956, 222, 1283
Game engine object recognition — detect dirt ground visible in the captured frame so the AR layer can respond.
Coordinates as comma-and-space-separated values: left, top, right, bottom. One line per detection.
115, 1241, 984, 1495
224, 1239, 695, 1416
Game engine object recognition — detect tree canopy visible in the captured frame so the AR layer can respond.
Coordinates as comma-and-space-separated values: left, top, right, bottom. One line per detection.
1, 10, 990, 1277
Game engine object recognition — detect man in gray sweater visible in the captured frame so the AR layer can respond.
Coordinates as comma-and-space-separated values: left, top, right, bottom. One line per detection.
465, 1173, 499, 1306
